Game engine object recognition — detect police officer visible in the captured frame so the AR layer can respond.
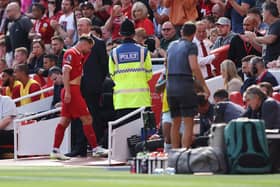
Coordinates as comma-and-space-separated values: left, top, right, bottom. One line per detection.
109, 19, 153, 121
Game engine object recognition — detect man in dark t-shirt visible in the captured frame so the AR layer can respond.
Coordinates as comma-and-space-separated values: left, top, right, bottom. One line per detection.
244, 2, 280, 64
166, 22, 210, 149
6, 2, 33, 52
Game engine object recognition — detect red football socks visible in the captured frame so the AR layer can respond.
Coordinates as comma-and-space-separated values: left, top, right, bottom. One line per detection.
53, 124, 67, 148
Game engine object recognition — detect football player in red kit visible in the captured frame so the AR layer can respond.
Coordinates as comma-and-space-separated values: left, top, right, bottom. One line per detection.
50, 34, 108, 160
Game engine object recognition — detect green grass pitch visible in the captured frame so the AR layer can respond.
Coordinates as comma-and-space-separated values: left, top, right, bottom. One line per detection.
0, 166, 279, 187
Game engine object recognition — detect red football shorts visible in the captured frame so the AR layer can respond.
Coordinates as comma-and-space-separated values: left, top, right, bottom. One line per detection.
61, 85, 90, 118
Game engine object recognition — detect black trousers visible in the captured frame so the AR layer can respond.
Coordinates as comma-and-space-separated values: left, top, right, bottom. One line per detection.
71, 92, 106, 152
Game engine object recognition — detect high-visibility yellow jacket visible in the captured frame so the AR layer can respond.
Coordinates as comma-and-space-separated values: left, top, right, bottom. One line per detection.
109, 41, 152, 110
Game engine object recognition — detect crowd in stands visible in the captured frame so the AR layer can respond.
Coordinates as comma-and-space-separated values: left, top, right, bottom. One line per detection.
0, 0, 280, 155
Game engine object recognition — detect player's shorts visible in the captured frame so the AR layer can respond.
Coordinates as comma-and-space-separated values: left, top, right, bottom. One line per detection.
61, 85, 90, 119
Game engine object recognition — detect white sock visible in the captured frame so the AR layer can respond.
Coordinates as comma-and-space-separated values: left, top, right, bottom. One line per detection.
53, 148, 60, 153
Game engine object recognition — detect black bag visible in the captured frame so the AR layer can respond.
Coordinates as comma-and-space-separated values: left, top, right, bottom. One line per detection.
134, 138, 164, 154
127, 135, 142, 157
168, 147, 227, 174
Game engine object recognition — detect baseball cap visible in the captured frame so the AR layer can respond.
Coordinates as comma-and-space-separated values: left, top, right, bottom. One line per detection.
120, 19, 135, 36
79, 1, 94, 9
216, 17, 231, 25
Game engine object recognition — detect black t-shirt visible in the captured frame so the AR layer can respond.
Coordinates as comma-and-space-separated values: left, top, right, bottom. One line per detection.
228, 34, 262, 68
8, 15, 33, 52
264, 19, 280, 63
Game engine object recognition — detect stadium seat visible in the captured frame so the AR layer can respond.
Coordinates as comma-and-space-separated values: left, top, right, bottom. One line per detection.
272, 92, 280, 102
229, 91, 245, 107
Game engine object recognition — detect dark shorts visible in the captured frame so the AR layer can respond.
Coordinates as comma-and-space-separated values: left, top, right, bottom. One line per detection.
167, 95, 198, 118
61, 85, 90, 119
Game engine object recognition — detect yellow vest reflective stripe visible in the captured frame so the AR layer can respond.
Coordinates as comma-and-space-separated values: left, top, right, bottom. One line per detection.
109, 45, 152, 110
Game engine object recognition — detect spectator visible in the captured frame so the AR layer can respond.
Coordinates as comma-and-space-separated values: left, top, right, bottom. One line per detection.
211, 3, 225, 20
228, 16, 262, 70
209, 27, 218, 45
42, 54, 57, 77
27, 40, 46, 84
240, 55, 256, 94
0, 40, 12, 68
247, 7, 268, 34
249, 56, 278, 87
132, 1, 155, 36
51, 0, 77, 47
166, 22, 210, 149
163, 0, 198, 35
91, 25, 102, 38
225, 0, 255, 33
12, 47, 28, 68
29, 3, 55, 47
134, 27, 147, 46
220, 59, 243, 93
149, 0, 169, 37
213, 88, 229, 103
80, 1, 104, 27
121, 0, 133, 19
259, 81, 273, 97
48, 66, 63, 108
0, 93, 17, 151
211, 17, 236, 50
1, 68, 21, 102
245, 1, 280, 64
152, 21, 178, 58
5, 2, 33, 52
104, 4, 126, 41
0, 0, 9, 34
193, 21, 216, 79
13, 64, 43, 106
51, 36, 66, 68
47, 0, 63, 22
243, 85, 280, 129
74, 7, 83, 21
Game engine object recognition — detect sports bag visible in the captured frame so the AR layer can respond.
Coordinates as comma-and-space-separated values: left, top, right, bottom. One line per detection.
224, 118, 271, 174
168, 147, 227, 174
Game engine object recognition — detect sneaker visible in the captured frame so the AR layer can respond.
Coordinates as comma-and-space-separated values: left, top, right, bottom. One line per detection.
92, 146, 109, 157
50, 150, 70, 160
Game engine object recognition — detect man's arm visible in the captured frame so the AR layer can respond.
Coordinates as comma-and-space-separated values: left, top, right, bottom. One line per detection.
189, 54, 210, 97
228, 0, 251, 17
255, 34, 278, 45
62, 67, 71, 103
262, 100, 278, 129
0, 116, 14, 130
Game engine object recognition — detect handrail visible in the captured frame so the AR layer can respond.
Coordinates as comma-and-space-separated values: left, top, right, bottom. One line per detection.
108, 106, 145, 165
13, 86, 54, 103
108, 106, 145, 126
15, 107, 61, 122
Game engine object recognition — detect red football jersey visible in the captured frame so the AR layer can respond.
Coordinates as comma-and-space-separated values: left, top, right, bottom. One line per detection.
62, 47, 85, 81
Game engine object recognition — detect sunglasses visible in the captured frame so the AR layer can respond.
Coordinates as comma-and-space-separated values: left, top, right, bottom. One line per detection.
48, 1, 56, 4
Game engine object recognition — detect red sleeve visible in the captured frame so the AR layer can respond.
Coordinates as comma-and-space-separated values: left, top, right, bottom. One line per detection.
144, 19, 155, 36
29, 83, 41, 102
13, 85, 21, 106
62, 50, 73, 70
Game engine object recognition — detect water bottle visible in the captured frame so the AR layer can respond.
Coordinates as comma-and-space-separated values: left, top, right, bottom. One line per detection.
153, 168, 164, 175
165, 167, 175, 175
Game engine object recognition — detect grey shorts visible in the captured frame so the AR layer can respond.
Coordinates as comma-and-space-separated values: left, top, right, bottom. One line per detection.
167, 95, 198, 118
